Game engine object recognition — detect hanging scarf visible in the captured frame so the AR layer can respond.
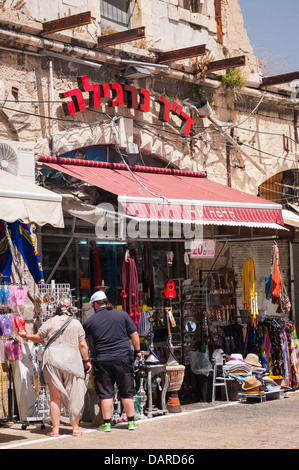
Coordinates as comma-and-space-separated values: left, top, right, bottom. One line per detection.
242, 257, 258, 325
271, 245, 281, 303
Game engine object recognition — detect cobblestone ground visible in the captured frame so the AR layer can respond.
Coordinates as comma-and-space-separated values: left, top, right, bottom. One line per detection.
1, 391, 299, 454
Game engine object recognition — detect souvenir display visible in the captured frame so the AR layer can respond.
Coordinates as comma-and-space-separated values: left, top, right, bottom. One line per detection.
0, 280, 28, 365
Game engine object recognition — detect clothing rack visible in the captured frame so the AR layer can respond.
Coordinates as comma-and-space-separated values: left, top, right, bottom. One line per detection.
0, 276, 28, 424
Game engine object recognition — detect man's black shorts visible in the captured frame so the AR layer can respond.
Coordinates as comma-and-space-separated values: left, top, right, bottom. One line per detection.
94, 355, 135, 399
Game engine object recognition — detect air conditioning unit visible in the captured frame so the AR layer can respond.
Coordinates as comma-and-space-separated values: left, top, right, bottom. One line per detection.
0, 139, 35, 182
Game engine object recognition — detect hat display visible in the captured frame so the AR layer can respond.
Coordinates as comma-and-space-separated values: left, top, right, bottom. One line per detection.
269, 376, 292, 391
224, 353, 252, 376
245, 353, 262, 368
242, 376, 264, 394
90, 291, 108, 304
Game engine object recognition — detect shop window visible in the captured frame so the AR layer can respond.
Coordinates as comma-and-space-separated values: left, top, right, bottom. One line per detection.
100, 0, 130, 28
258, 169, 299, 208
178, 0, 203, 13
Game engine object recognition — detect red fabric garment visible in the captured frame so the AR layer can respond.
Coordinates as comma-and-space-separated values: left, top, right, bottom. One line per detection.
121, 252, 140, 325
13, 315, 27, 333
271, 245, 281, 302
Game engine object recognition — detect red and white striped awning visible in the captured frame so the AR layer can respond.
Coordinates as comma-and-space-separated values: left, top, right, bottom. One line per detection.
38, 156, 285, 230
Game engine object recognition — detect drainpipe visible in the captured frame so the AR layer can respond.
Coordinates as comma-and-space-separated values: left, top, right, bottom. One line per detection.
49, 60, 55, 155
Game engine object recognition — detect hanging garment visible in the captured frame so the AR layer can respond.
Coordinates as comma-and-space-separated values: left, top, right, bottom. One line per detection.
0, 221, 44, 284
10, 285, 27, 307
0, 285, 10, 307
4, 339, 22, 362
13, 314, 27, 333
0, 314, 13, 336
290, 329, 299, 389
142, 245, 155, 307
242, 257, 258, 324
271, 245, 281, 303
121, 251, 140, 326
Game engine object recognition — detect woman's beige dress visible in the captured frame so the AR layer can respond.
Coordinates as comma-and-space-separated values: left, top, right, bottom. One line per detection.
38, 315, 86, 423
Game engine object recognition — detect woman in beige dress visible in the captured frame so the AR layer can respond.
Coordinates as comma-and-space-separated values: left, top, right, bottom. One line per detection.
18, 303, 91, 437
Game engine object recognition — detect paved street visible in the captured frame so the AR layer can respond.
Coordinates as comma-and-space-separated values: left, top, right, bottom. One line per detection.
1, 390, 299, 454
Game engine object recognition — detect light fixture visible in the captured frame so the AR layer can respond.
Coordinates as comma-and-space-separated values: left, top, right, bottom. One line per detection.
40, 50, 103, 69
121, 59, 170, 71
117, 66, 153, 80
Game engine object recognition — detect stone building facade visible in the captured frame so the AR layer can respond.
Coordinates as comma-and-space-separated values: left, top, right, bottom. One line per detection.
0, 0, 298, 323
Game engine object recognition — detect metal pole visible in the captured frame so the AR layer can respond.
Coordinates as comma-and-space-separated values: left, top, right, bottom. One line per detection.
49, 60, 55, 156
46, 217, 76, 283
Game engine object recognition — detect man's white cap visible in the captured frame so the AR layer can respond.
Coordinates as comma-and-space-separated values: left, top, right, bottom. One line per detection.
90, 291, 107, 304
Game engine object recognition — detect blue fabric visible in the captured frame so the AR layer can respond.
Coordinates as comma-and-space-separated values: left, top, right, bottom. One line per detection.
0, 220, 44, 284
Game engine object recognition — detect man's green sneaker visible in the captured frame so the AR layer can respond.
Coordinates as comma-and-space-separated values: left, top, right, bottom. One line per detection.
128, 419, 136, 430
99, 422, 111, 432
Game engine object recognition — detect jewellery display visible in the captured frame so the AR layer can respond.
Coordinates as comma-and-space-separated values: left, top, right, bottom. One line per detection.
33, 283, 72, 323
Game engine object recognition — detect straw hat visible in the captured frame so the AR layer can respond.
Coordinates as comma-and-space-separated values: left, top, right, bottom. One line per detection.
245, 353, 262, 368
229, 353, 244, 361
242, 376, 264, 394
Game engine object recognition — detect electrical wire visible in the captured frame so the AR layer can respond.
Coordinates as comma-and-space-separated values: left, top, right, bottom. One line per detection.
1, 97, 297, 168
107, 114, 171, 202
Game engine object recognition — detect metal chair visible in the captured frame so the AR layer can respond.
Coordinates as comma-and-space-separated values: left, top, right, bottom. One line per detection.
212, 356, 229, 404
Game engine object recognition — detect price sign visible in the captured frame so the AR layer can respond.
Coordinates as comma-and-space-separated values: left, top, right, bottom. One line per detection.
190, 239, 216, 259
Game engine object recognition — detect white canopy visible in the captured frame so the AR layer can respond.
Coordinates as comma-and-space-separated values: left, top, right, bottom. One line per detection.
0, 169, 64, 227
282, 209, 299, 228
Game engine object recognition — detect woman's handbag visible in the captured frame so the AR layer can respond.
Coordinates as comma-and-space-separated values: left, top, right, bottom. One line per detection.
40, 315, 74, 384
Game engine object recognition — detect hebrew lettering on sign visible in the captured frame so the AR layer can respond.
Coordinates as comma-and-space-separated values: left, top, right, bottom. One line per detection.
139, 88, 150, 112
123, 84, 139, 109
59, 88, 86, 116
59, 76, 194, 136
110, 83, 125, 107
77, 75, 101, 109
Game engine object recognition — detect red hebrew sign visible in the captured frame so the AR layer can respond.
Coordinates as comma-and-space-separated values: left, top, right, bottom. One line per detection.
59, 76, 194, 136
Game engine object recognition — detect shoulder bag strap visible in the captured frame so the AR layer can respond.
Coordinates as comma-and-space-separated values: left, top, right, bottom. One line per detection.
43, 315, 75, 352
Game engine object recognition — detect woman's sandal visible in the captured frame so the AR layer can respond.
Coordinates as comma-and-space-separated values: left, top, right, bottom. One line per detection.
47, 431, 60, 437
72, 430, 84, 437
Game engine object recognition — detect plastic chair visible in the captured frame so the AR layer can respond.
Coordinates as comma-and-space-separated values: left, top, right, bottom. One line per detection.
211, 357, 229, 404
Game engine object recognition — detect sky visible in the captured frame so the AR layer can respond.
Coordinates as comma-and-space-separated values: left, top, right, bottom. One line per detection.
238, 0, 298, 75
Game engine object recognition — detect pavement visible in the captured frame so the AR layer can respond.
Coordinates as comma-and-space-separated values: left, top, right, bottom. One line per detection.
1, 390, 299, 455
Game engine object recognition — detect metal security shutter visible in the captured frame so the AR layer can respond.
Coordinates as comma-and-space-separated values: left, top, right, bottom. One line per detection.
230, 240, 290, 318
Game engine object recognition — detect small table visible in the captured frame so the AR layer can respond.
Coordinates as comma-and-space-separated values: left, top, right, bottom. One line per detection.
139, 362, 169, 418
238, 389, 285, 403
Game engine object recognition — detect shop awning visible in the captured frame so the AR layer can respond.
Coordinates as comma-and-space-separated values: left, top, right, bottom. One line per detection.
282, 209, 299, 228
0, 169, 64, 227
39, 156, 285, 230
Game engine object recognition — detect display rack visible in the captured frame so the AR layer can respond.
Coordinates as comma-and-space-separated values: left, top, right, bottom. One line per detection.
19, 282, 73, 429
0, 276, 27, 424
199, 269, 237, 324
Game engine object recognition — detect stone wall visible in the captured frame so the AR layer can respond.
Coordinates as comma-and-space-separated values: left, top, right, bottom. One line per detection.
0, 0, 297, 195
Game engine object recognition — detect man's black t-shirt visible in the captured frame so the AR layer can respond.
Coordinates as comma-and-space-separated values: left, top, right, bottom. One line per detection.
83, 307, 137, 361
